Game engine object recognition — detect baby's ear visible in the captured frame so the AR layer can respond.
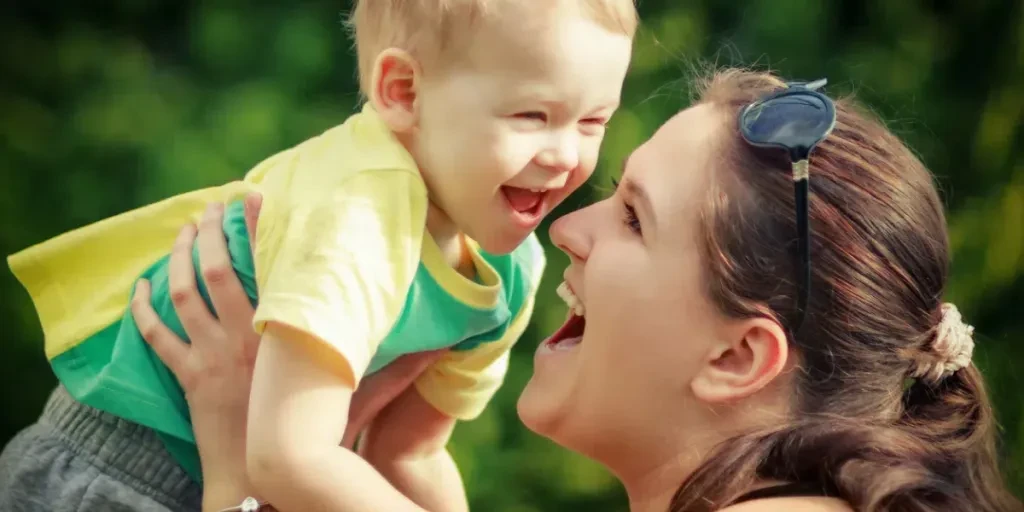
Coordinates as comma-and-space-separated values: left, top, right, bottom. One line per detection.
369, 49, 420, 133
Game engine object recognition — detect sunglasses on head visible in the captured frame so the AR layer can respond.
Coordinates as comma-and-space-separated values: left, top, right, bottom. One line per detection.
738, 78, 837, 334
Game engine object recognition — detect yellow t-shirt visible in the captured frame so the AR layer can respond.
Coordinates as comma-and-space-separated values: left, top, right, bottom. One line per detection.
243, 103, 542, 416
246, 107, 427, 383
9, 104, 544, 427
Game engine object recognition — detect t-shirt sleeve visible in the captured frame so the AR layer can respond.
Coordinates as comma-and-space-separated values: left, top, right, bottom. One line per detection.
251, 168, 427, 382
413, 237, 546, 420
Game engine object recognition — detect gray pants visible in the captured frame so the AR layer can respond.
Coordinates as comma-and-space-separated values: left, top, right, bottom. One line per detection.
0, 386, 203, 511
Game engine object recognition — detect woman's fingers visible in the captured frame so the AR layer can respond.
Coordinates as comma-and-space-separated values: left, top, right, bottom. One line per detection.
239, 193, 264, 360
196, 203, 255, 337
168, 223, 218, 335
131, 279, 189, 379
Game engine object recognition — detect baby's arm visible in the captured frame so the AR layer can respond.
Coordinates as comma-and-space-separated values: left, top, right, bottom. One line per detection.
358, 292, 540, 511
359, 385, 467, 512
245, 324, 425, 512
244, 164, 430, 510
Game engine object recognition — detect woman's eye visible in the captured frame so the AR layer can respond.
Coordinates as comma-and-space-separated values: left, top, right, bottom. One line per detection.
614, 179, 638, 234
581, 117, 607, 126
622, 202, 642, 235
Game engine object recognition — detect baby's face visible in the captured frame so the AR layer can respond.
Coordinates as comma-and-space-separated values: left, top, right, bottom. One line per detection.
411, 11, 633, 255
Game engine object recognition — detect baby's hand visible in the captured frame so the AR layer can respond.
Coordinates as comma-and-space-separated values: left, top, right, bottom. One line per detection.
343, 349, 449, 449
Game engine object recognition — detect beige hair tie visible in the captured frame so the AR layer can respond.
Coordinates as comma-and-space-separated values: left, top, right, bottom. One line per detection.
910, 303, 975, 384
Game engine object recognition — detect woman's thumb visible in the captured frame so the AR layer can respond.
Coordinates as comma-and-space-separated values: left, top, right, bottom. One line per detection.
243, 192, 263, 248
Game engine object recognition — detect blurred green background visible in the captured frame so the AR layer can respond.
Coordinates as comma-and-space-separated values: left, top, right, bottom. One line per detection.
1, 0, 1021, 509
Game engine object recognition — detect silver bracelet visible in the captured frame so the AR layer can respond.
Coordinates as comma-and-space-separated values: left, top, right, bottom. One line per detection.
218, 496, 269, 512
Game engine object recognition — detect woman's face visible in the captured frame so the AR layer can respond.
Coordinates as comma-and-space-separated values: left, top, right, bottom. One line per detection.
518, 104, 734, 461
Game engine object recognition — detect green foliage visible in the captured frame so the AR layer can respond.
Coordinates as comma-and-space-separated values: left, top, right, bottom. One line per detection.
1, 1, 1021, 508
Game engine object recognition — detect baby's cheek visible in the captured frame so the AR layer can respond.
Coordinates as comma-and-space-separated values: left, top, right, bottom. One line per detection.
580, 139, 604, 173
497, 137, 535, 174
570, 160, 597, 190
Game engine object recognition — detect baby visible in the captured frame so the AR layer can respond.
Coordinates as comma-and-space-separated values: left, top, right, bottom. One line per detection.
7, 0, 636, 510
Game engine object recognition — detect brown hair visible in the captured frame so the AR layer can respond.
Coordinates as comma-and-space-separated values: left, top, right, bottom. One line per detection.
669, 69, 1020, 511
346, 0, 639, 95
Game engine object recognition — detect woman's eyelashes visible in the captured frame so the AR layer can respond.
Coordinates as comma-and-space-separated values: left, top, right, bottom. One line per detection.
611, 177, 642, 235
622, 203, 642, 235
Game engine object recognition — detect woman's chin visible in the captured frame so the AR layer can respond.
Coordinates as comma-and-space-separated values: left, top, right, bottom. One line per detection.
516, 365, 579, 440
518, 378, 603, 458
517, 374, 561, 435
519, 330, 588, 438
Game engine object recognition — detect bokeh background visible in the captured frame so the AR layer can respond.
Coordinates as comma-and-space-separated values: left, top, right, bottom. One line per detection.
1, 1, 1021, 509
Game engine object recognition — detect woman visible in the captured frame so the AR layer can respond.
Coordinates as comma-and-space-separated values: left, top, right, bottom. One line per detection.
130, 69, 1021, 511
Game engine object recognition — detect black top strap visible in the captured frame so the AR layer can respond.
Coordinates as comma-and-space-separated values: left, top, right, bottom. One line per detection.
731, 482, 834, 504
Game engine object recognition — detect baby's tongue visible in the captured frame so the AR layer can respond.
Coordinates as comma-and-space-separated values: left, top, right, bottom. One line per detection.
503, 186, 542, 213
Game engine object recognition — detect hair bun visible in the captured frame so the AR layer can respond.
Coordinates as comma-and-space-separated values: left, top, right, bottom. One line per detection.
910, 303, 975, 384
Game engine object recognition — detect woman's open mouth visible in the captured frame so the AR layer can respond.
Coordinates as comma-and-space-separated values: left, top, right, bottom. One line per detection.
543, 282, 586, 351
545, 313, 585, 351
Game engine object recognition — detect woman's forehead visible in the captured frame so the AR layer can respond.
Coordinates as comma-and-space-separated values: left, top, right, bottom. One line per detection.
624, 105, 723, 228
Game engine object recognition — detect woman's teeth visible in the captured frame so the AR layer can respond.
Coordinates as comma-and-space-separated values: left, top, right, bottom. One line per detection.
556, 282, 585, 316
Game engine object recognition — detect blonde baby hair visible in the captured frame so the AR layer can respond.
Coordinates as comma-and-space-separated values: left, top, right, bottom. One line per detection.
347, 0, 639, 94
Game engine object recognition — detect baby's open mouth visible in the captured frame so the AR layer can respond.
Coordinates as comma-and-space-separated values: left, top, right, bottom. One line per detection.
546, 282, 586, 350
501, 186, 546, 215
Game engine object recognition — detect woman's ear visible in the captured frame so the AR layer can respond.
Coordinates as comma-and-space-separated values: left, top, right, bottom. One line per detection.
368, 49, 421, 133
690, 317, 789, 404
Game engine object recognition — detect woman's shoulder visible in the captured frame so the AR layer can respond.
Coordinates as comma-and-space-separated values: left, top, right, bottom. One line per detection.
720, 496, 853, 512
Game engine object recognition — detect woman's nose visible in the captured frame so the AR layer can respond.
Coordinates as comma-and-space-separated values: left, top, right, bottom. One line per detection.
549, 205, 594, 264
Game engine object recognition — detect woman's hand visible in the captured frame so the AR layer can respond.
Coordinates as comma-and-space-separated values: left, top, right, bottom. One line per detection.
129, 192, 447, 508
130, 195, 264, 509
133, 200, 261, 421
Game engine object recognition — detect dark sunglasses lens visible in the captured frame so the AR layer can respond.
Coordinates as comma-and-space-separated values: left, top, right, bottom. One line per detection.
741, 94, 834, 153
